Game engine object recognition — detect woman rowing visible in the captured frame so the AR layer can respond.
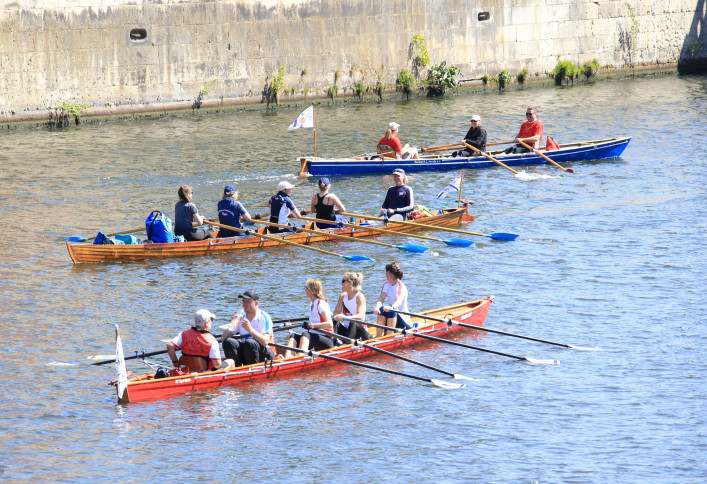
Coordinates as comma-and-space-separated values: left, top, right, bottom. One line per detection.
217, 185, 253, 237
284, 278, 334, 357
309, 177, 345, 229
372, 262, 412, 336
380, 168, 414, 221
267, 180, 303, 233
377, 122, 419, 159
174, 185, 211, 241
332, 271, 371, 341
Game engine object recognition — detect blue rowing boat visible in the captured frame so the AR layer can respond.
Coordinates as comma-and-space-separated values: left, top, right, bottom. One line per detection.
298, 137, 631, 176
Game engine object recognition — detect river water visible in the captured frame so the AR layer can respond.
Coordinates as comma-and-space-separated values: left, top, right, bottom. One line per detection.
1, 74, 705, 482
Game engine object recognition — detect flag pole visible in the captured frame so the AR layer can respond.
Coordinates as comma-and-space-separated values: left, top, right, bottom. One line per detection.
312, 103, 317, 159
457, 171, 464, 208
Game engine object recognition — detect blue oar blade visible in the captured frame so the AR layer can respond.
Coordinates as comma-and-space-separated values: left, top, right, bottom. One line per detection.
343, 255, 374, 262
442, 238, 474, 247
488, 232, 519, 241
63, 236, 87, 242
396, 243, 429, 253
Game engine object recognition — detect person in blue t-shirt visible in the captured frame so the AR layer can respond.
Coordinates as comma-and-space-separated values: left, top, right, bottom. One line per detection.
380, 169, 415, 221
267, 181, 303, 233
217, 185, 252, 237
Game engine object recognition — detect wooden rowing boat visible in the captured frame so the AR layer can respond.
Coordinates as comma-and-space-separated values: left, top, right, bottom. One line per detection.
67, 204, 473, 264
111, 297, 493, 403
298, 137, 631, 176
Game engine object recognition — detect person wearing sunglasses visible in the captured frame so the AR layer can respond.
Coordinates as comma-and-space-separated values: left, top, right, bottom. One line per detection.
332, 272, 371, 341
453, 114, 487, 157
505, 107, 544, 154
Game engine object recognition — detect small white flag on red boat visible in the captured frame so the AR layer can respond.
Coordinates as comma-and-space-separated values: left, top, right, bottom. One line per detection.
436, 173, 463, 199
288, 105, 314, 130
115, 325, 128, 401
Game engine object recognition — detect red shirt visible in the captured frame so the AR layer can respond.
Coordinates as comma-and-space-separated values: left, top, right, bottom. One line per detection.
518, 120, 544, 148
378, 136, 402, 154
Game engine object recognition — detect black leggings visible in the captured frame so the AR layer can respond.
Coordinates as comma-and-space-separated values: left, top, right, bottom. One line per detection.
291, 332, 334, 351
335, 321, 371, 341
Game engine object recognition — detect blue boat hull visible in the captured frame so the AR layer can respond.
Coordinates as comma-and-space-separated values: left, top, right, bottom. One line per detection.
301, 137, 631, 176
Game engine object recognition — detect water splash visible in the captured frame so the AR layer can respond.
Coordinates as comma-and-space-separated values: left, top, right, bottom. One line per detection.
515, 170, 563, 181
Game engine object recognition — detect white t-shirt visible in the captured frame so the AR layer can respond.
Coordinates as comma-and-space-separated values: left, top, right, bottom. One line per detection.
381, 280, 412, 326
232, 308, 273, 341
309, 298, 332, 336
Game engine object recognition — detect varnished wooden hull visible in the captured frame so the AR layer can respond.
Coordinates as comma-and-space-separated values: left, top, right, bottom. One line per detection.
67, 205, 473, 263
115, 297, 493, 403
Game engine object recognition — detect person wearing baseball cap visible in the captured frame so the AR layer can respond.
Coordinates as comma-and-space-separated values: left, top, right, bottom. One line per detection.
376, 122, 419, 160
166, 309, 233, 373
380, 168, 414, 221
267, 180, 303, 233
309, 177, 346, 229
454, 114, 487, 157
217, 185, 253, 237
221, 289, 276, 366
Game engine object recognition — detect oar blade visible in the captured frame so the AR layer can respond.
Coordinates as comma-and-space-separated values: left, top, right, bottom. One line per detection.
442, 238, 475, 247
453, 374, 477, 381
430, 378, 465, 389
343, 255, 375, 262
396, 243, 429, 253
565, 168, 576, 173
567, 344, 601, 351
488, 232, 519, 241
524, 357, 561, 365
64, 236, 87, 242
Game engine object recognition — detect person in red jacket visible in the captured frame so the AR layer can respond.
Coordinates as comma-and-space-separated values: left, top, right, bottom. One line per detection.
167, 309, 232, 372
505, 107, 544, 153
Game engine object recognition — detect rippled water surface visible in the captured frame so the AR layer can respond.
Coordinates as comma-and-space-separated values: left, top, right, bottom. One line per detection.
1, 75, 706, 482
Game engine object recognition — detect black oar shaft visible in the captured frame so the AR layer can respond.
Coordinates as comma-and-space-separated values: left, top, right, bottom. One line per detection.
319, 329, 457, 378
269, 343, 433, 383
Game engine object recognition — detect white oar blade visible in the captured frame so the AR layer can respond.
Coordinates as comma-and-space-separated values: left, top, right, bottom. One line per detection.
430, 379, 465, 389
524, 358, 560, 365
568, 345, 601, 351
87, 354, 114, 360
453, 374, 477, 381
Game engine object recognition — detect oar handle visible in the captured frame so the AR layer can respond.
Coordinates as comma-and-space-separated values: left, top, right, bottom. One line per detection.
517, 140, 573, 173
341, 211, 485, 238
462, 141, 519, 175
298, 215, 442, 243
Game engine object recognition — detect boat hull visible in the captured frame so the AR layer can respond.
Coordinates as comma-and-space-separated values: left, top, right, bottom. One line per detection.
302, 137, 631, 176
68, 205, 472, 264
115, 297, 493, 403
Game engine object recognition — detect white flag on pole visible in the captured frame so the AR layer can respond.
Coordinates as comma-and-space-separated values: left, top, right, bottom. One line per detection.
436, 173, 463, 199
287, 105, 314, 130
115, 325, 128, 401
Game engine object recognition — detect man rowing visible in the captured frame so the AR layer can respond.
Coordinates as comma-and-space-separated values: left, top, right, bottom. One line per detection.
267, 180, 303, 233
221, 289, 275, 366
504, 107, 544, 154
166, 309, 233, 372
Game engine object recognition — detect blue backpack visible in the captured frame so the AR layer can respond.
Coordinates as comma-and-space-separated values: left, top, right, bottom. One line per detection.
145, 211, 174, 243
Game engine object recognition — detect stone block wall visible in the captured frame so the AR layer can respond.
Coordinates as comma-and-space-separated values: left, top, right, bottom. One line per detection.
0, 0, 704, 120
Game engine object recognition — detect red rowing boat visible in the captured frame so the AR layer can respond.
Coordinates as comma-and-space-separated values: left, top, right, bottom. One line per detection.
111, 297, 493, 403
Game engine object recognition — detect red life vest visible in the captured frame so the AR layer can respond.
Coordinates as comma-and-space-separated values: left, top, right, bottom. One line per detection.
179, 328, 217, 371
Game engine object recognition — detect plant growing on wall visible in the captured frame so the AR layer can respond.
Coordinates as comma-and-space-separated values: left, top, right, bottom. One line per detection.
426, 61, 461, 96
326, 85, 338, 99
56, 101, 89, 125
581, 59, 600, 80
552, 60, 580, 85
497, 69, 511, 91
411, 34, 430, 79
481, 74, 490, 86
193, 79, 217, 110
517, 68, 528, 86
266, 65, 286, 106
396, 69, 416, 99
623, 3, 639, 74
353, 83, 367, 99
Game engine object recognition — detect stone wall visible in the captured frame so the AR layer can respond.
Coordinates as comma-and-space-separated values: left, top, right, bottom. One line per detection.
0, 0, 705, 122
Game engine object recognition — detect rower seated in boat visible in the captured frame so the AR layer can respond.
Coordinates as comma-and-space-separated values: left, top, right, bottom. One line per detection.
504, 107, 543, 154
310, 177, 345, 229
220, 289, 275, 366
175, 185, 212, 241
217, 185, 252, 237
377, 122, 419, 159
267, 181, 303, 233
284, 279, 334, 357
372, 262, 413, 336
452, 114, 487, 157
333, 271, 371, 341
381, 169, 414, 221
166, 309, 234, 373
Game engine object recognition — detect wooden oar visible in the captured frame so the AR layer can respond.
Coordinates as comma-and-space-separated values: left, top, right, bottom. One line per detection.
518, 140, 575, 173
341, 212, 518, 241
89, 321, 307, 365
250, 218, 429, 254
393, 310, 598, 350
203, 220, 373, 261
319, 329, 475, 380
462, 141, 519, 175
298, 215, 473, 248
421, 143, 464, 153
269, 342, 465, 389
358, 319, 559, 364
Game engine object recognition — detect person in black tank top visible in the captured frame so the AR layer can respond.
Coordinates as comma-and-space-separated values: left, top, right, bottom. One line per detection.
309, 177, 346, 229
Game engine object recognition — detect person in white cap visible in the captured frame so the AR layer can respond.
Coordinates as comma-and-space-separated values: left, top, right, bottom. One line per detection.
166, 309, 233, 373
455, 114, 487, 157
377, 122, 419, 160
380, 168, 414, 220
267, 180, 303, 233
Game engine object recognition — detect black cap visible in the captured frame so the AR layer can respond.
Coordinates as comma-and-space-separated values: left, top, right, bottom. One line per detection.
238, 289, 259, 301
